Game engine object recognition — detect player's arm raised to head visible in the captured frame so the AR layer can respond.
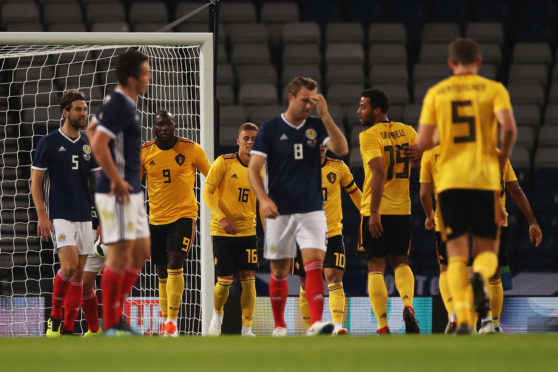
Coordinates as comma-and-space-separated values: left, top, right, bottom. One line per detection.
30, 169, 53, 241
506, 180, 542, 247
495, 108, 517, 167
313, 94, 348, 156
248, 154, 278, 218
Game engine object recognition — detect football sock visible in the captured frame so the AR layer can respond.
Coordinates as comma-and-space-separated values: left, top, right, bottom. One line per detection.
81, 289, 99, 333
117, 265, 141, 319
304, 260, 325, 325
368, 272, 388, 330
472, 251, 498, 283
240, 278, 256, 328
214, 277, 233, 313
62, 281, 83, 332
439, 271, 454, 315
448, 256, 472, 326
50, 269, 71, 320
269, 273, 288, 328
158, 278, 168, 321
101, 266, 123, 330
327, 282, 345, 325
299, 287, 311, 329
166, 268, 184, 321
489, 279, 503, 326
394, 264, 415, 308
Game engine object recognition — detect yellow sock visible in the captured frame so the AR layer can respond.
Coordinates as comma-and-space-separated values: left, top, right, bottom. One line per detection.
214, 277, 233, 314
489, 279, 503, 325
240, 279, 256, 327
472, 251, 498, 282
448, 257, 472, 326
158, 278, 168, 321
299, 287, 311, 329
166, 268, 184, 321
439, 271, 454, 315
368, 272, 388, 329
327, 282, 345, 325
394, 264, 414, 308
465, 283, 477, 328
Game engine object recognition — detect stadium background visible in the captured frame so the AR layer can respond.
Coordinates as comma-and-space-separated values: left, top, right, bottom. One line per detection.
0, 0, 557, 335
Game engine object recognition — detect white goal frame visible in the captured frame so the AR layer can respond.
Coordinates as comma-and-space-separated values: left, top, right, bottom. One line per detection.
0, 32, 215, 335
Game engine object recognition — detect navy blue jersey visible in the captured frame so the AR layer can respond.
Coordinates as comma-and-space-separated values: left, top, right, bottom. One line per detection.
94, 88, 142, 194
251, 114, 329, 214
32, 129, 100, 222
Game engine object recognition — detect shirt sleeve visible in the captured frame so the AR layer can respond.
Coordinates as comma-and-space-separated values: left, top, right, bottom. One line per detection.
251, 121, 269, 157
408, 125, 418, 145
203, 156, 227, 221
360, 129, 383, 162
315, 118, 329, 145
493, 83, 513, 112
32, 137, 49, 171
503, 159, 518, 182
418, 88, 437, 126
194, 143, 212, 176
95, 99, 129, 139
419, 150, 433, 183
139, 146, 146, 182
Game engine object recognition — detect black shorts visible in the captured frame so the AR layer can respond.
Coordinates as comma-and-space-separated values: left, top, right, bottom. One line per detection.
360, 215, 411, 259
438, 189, 498, 240
498, 226, 509, 266
212, 235, 258, 277
149, 218, 195, 266
292, 235, 346, 277
435, 231, 448, 266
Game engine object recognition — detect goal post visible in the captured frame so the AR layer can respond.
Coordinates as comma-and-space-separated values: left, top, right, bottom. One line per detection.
0, 32, 214, 336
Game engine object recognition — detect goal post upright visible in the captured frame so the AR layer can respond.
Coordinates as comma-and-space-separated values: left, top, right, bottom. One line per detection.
0, 32, 215, 336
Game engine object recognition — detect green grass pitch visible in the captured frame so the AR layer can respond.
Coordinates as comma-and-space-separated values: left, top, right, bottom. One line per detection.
1, 334, 556, 372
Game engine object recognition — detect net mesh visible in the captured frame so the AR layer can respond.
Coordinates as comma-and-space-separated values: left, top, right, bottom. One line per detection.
0, 44, 204, 336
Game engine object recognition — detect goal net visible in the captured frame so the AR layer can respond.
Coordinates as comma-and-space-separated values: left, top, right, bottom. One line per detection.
0, 33, 214, 336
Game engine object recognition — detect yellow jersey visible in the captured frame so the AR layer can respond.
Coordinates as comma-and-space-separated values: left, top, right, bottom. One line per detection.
204, 153, 259, 237
499, 159, 518, 227
419, 145, 442, 232
140, 137, 211, 225
359, 121, 417, 216
321, 157, 362, 237
419, 74, 512, 193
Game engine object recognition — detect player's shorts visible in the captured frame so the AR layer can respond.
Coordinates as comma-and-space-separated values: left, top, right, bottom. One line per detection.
292, 234, 346, 277
360, 215, 411, 259
435, 231, 448, 266
149, 218, 195, 266
84, 229, 105, 273
438, 189, 498, 240
95, 192, 150, 245
51, 219, 94, 255
264, 211, 327, 260
498, 226, 509, 266
212, 235, 258, 277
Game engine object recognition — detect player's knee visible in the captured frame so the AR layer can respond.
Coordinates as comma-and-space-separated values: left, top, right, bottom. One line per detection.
325, 270, 343, 284
167, 252, 186, 270
239, 271, 255, 280
156, 265, 168, 278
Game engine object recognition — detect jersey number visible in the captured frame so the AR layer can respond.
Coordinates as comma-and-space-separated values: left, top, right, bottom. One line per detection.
333, 252, 345, 268
163, 169, 171, 183
294, 143, 303, 160
384, 143, 410, 180
451, 100, 476, 143
72, 155, 79, 170
181, 237, 191, 254
246, 248, 258, 264
237, 188, 250, 203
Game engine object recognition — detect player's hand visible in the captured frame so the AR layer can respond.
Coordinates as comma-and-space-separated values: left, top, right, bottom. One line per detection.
96, 225, 103, 243
37, 213, 53, 241
405, 145, 422, 163
220, 217, 238, 235
425, 215, 435, 230
310, 94, 329, 118
497, 205, 507, 228
368, 212, 383, 238
529, 224, 542, 247
110, 178, 133, 203
261, 198, 279, 219
497, 151, 508, 170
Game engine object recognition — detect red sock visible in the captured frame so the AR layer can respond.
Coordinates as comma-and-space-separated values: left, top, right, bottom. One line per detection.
81, 290, 100, 333
63, 281, 83, 332
304, 260, 325, 325
117, 265, 141, 319
269, 273, 288, 328
101, 266, 124, 330
50, 269, 71, 320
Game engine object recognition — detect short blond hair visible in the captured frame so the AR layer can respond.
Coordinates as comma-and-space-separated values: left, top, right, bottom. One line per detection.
239, 122, 258, 135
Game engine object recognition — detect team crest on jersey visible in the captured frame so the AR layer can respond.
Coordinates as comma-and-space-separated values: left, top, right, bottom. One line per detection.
305, 128, 318, 147
175, 153, 185, 165
82, 145, 92, 161
326, 172, 336, 184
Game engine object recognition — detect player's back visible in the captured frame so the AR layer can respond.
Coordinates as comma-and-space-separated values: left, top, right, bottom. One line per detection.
421, 74, 511, 192
360, 121, 416, 216
321, 157, 353, 237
